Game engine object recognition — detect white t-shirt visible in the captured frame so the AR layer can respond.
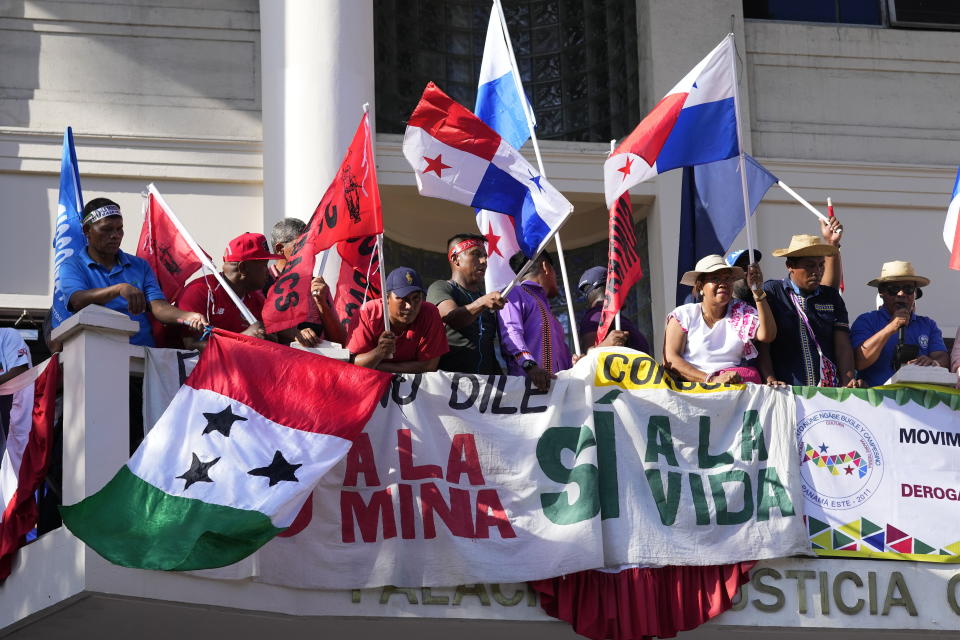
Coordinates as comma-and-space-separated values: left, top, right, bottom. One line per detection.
667, 301, 759, 375
0, 329, 30, 377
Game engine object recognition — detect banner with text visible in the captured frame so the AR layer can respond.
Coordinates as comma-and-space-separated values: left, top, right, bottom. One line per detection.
246, 349, 806, 589
797, 386, 960, 562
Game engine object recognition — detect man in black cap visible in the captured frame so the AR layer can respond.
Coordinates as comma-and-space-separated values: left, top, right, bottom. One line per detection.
427, 233, 505, 374
347, 267, 448, 373
576, 266, 649, 353
60, 197, 207, 347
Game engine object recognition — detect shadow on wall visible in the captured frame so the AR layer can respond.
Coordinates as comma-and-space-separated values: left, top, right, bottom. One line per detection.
0, 174, 53, 296
0, 1, 37, 129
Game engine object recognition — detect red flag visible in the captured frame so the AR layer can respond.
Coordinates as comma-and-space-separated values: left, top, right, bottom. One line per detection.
333, 235, 382, 337
263, 113, 383, 334
595, 195, 643, 345
136, 193, 204, 302
0, 356, 60, 581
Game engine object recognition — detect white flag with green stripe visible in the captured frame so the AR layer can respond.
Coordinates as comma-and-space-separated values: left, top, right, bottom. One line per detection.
61, 330, 391, 571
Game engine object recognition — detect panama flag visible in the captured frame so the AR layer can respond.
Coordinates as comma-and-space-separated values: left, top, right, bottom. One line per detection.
61, 330, 391, 570
475, 4, 528, 289
51, 127, 85, 328
0, 357, 59, 581
403, 82, 573, 257
604, 35, 738, 207
943, 167, 960, 271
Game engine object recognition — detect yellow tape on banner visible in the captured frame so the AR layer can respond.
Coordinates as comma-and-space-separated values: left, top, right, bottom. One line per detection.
593, 352, 745, 394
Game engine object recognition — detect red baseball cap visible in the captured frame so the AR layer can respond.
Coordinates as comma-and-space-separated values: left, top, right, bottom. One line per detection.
223, 233, 284, 262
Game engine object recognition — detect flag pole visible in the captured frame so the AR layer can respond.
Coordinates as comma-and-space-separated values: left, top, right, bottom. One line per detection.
146, 184, 257, 325
361, 101, 390, 334
729, 33, 758, 274
775, 180, 830, 222
610, 139, 621, 333
493, 0, 581, 355
376, 233, 390, 332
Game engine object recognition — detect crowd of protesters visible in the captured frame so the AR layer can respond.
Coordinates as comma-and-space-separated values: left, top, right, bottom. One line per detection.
48, 197, 958, 395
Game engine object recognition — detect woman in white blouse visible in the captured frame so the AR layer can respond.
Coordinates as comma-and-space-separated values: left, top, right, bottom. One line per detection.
664, 255, 777, 384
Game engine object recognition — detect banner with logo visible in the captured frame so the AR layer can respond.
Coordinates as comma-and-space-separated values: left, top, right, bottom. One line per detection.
241, 349, 804, 589
797, 386, 960, 562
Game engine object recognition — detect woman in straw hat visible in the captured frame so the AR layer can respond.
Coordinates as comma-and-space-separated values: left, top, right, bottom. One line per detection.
664, 255, 776, 384
850, 260, 947, 387
756, 235, 858, 388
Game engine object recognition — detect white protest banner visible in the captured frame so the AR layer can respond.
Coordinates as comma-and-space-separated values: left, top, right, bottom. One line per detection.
796, 385, 960, 561
247, 348, 807, 589
142, 347, 198, 434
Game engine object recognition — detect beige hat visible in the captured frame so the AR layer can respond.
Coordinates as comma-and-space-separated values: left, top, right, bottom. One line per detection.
771, 234, 839, 258
679, 254, 745, 287
867, 260, 930, 288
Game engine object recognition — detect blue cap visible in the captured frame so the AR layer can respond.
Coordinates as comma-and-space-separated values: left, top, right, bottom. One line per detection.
385, 267, 424, 298
725, 249, 762, 269
578, 266, 607, 296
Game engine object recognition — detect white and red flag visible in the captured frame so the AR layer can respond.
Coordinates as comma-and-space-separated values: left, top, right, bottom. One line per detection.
604, 35, 738, 207
264, 113, 383, 334
136, 192, 205, 302
61, 330, 391, 570
0, 356, 60, 581
402, 82, 573, 257
596, 195, 643, 345
943, 167, 960, 271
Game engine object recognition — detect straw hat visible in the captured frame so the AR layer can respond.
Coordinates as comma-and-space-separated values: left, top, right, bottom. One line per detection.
867, 260, 930, 288
679, 255, 745, 287
771, 234, 839, 258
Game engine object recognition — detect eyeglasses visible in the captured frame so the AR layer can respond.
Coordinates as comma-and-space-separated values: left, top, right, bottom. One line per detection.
879, 283, 917, 296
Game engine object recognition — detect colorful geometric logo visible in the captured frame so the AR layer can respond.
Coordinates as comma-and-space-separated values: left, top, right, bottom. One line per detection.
802, 444, 868, 479
807, 515, 959, 558
797, 409, 883, 510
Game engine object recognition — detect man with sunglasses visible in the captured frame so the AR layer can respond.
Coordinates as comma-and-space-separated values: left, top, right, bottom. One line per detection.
850, 261, 947, 387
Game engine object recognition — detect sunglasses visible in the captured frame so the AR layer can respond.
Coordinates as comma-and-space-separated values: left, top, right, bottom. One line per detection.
879, 283, 917, 296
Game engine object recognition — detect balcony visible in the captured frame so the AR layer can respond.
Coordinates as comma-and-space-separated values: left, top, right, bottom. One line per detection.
0, 306, 956, 638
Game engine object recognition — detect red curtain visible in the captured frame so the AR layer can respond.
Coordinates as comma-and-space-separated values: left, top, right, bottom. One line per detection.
529, 562, 754, 640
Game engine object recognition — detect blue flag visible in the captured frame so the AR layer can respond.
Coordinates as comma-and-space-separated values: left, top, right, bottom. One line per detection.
51, 127, 85, 328
676, 154, 777, 305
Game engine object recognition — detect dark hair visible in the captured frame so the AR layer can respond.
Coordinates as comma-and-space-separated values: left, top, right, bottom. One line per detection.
81, 197, 120, 219
446, 233, 486, 252
509, 250, 553, 278
271, 218, 306, 247
587, 287, 605, 308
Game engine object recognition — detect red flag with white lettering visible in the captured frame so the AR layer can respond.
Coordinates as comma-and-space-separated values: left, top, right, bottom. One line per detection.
596, 195, 643, 345
136, 193, 204, 302
263, 113, 383, 334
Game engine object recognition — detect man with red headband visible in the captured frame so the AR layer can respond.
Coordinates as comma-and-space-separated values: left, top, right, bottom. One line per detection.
175, 232, 282, 349
427, 233, 505, 374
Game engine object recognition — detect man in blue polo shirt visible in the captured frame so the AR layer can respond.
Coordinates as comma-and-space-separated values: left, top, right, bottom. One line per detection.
60, 197, 207, 346
757, 234, 859, 387
851, 261, 948, 387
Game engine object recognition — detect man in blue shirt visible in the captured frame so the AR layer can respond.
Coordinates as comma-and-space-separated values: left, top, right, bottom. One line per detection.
60, 197, 207, 346
757, 234, 859, 387
851, 260, 948, 386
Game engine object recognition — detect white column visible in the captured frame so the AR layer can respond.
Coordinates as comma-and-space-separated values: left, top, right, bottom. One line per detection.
52, 305, 139, 504
260, 0, 376, 230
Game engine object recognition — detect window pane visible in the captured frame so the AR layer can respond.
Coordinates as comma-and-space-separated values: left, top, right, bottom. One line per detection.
375, 0, 641, 143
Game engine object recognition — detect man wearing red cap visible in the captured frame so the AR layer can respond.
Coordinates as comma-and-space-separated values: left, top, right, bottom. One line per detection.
176, 232, 282, 349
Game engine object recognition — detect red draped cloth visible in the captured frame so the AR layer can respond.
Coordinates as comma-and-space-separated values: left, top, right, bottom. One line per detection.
529, 562, 754, 640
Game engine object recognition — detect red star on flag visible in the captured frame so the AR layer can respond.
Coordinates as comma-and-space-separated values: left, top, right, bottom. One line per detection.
617, 157, 634, 180
483, 222, 503, 258
423, 154, 451, 177
844, 465, 854, 475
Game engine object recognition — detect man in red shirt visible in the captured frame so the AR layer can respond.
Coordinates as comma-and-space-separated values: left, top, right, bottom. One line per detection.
347, 267, 448, 373
176, 232, 282, 349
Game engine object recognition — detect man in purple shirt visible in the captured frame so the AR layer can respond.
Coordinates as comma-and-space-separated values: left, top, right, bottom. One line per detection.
498, 251, 572, 390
